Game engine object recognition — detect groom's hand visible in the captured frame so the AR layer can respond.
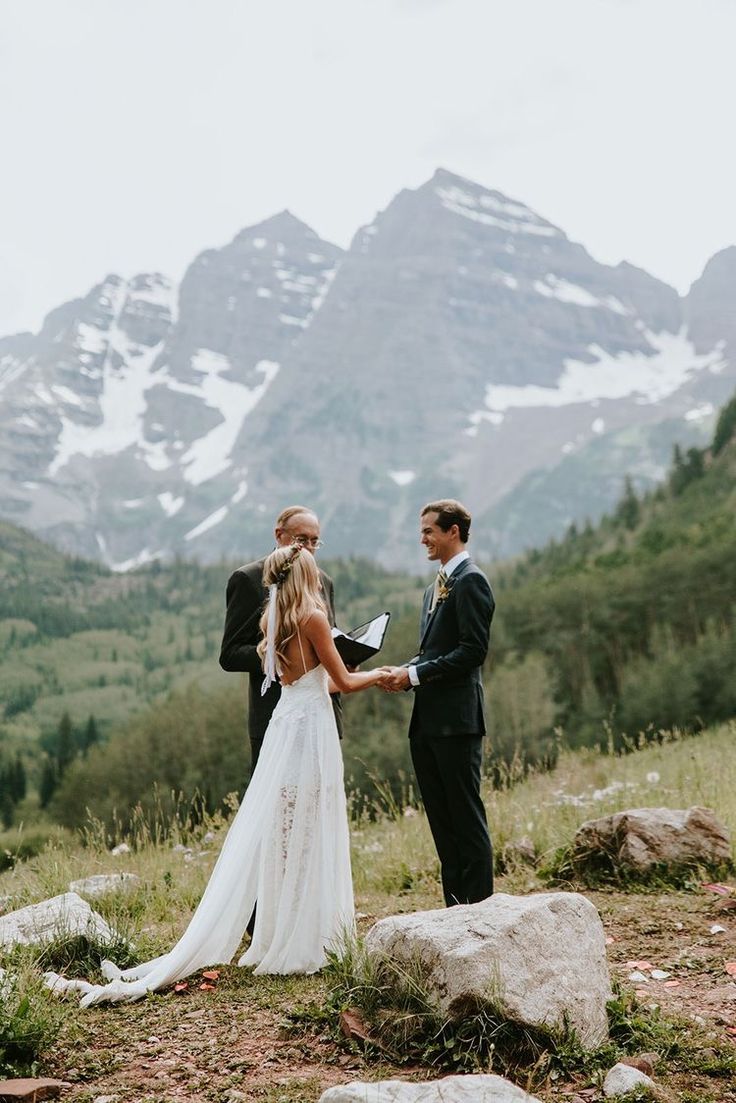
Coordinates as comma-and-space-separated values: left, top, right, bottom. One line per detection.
380, 666, 411, 692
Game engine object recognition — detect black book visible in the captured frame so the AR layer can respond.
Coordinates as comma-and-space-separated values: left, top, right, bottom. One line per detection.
332, 612, 391, 666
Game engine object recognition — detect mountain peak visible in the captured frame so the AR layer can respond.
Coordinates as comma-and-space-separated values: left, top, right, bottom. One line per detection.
417, 166, 562, 239
692, 245, 736, 288
234, 209, 322, 245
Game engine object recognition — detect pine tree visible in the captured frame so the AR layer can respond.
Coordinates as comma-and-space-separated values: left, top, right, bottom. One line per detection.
56, 712, 75, 773
712, 393, 736, 456
12, 754, 26, 802
616, 476, 641, 530
0, 789, 14, 830
39, 757, 58, 808
81, 715, 99, 755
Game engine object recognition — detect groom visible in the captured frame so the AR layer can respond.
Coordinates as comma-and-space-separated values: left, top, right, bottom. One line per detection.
219, 504, 341, 773
381, 499, 495, 906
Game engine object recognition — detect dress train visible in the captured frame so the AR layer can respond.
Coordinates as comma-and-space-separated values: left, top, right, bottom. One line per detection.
46, 665, 354, 1005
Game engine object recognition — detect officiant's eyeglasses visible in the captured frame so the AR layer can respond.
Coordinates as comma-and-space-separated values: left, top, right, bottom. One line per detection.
293, 535, 323, 549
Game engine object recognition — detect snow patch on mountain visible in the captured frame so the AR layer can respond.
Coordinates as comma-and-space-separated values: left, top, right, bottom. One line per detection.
533, 275, 629, 314
184, 505, 229, 541
0, 356, 27, 396
310, 267, 338, 313
51, 384, 86, 407
49, 335, 165, 476
466, 330, 727, 433
436, 183, 560, 238
684, 402, 714, 421
111, 547, 162, 572
179, 354, 279, 486
158, 492, 184, 517
389, 470, 416, 486
231, 479, 248, 503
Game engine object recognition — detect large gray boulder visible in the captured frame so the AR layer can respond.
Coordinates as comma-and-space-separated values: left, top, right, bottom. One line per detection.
572, 806, 731, 874
364, 892, 612, 1049
0, 892, 114, 948
319, 1074, 542, 1102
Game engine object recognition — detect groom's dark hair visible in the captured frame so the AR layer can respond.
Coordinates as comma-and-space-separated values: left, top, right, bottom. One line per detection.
422, 499, 471, 543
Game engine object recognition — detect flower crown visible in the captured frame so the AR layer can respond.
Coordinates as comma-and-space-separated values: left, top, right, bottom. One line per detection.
274, 544, 302, 588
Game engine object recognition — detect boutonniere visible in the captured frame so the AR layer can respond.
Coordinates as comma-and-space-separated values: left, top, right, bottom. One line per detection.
436, 577, 454, 606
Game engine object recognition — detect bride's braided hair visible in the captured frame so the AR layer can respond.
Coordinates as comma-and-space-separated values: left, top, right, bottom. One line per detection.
257, 545, 327, 673
273, 543, 302, 587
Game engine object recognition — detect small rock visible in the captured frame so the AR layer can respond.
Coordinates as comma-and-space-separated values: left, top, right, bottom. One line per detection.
93, 1096, 120, 1103
603, 1062, 664, 1098
501, 836, 536, 867
0, 1079, 71, 1101
68, 873, 139, 898
319, 1074, 544, 1102
110, 843, 130, 856
621, 1054, 656, 1077
339, 1009, 371, 1043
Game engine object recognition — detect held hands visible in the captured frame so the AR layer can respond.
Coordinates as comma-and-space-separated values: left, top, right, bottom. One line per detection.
376, 665, 411, 692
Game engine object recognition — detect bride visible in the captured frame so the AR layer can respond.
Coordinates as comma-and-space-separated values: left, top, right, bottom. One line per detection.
51, 543, 386, 1005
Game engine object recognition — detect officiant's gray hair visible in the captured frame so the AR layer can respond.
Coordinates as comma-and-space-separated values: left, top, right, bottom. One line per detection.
275, 504, 318, 529
422, 499, 471, 543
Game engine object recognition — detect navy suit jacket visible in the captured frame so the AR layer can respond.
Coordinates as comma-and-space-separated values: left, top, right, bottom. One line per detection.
408, 558, 494, 739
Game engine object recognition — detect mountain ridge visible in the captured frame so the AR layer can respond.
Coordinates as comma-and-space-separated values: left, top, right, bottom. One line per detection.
1, 168, 734, 569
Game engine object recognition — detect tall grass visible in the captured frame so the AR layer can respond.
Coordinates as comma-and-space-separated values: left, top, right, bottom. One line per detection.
2, 722, 734, 938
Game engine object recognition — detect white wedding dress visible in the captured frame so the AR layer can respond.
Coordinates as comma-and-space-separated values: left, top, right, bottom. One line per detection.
48, 664, 354, 1006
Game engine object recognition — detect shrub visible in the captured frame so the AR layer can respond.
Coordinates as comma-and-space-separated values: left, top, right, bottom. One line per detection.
0, 966, 62, 1077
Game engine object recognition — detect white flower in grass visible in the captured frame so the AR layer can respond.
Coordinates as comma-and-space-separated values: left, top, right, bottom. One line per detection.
646, 771, 660, 784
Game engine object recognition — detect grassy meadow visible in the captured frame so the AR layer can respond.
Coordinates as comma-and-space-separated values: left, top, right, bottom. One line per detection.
0, 396, 734, 1097
0, 721, 735, 1099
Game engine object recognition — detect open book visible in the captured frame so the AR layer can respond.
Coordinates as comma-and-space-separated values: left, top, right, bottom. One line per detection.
331, 611, 391, 667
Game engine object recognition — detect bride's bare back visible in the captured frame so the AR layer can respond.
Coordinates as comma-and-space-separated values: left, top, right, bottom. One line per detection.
279, 614, 321, 685
280, 609, 385, 694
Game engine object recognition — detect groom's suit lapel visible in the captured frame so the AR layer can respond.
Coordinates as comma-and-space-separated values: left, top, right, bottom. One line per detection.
419, 558, 472, 648
419, 585, 434, 639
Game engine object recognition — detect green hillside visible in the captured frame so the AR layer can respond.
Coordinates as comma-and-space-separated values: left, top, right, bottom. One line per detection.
491, 392, 736, 750
0, 524, 425, 824
2, 393, 735, 832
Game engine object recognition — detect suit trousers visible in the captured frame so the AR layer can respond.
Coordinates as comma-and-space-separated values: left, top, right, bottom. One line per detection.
410, 732, 494, 907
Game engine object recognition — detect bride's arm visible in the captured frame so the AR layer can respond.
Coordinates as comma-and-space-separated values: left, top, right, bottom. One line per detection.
304, 611, 385, 694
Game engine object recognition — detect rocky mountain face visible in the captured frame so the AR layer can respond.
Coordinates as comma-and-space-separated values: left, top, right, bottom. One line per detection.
1, 170, 733, 569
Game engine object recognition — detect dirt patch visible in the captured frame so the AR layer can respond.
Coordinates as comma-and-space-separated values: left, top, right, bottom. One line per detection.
44, 888, 736, 1102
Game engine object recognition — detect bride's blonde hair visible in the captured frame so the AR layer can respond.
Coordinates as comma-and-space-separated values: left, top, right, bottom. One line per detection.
257, 545, 327, 672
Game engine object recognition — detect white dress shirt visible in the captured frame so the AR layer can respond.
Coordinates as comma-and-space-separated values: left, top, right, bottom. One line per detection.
408, 550, 470, 686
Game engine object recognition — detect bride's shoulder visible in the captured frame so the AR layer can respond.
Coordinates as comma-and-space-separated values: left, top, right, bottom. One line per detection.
302, 606, 329, 631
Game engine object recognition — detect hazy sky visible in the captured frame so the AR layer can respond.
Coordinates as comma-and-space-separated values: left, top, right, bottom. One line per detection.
1, 0, 734, 336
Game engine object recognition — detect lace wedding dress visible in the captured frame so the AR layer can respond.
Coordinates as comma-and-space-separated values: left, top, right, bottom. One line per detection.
49, 664, 354, 1006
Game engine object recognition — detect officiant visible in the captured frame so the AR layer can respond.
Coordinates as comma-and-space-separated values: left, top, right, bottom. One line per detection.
219, 504, 343, 774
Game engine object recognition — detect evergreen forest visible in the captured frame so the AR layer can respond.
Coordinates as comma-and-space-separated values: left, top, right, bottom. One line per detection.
1, 393, 734, 838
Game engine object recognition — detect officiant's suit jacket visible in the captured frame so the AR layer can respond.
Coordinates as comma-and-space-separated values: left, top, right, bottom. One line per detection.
409, 559, 494, 739
219, 559, 342, 756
